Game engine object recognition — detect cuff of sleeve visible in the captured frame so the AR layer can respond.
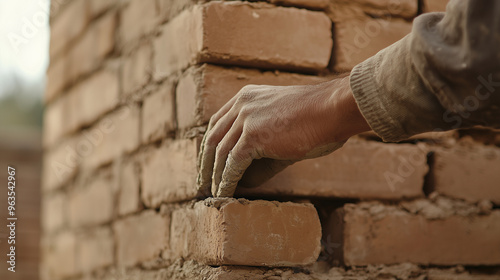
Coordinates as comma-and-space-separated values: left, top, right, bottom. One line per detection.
349, 54, 407, 142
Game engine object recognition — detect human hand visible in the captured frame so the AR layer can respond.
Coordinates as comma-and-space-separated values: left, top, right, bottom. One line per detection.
197, 76, 370, 197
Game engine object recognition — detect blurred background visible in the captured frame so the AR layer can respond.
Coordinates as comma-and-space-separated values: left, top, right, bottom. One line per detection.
0, 0, 49, 279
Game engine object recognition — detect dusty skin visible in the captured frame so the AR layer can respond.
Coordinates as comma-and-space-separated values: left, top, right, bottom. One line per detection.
198, 76, 370, 197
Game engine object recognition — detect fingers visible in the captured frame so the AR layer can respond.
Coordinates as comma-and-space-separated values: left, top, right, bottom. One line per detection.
211, 124, 242, 196
197, 101, 240, 196
216, 140, 255, 197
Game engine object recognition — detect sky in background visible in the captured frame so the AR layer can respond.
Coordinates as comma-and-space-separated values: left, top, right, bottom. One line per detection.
0, 0, 50, 99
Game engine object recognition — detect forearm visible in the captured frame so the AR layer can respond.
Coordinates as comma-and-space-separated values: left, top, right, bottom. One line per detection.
350, 0, 500, 142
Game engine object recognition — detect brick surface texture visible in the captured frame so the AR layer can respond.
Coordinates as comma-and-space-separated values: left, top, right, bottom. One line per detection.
42, 0, 500, 279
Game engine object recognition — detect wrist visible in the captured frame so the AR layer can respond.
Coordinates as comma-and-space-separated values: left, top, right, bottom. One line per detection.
327, 75, 371, 142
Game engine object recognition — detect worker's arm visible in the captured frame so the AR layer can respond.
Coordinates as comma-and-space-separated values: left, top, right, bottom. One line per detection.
351, 0, 500, 142
199, 0, 500, 198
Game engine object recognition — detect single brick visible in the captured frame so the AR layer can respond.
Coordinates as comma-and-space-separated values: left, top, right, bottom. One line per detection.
49, 0, 89, 59
118, 160, 141, 216
334, 16, 412, 71
141, 81, 175, 144
176, 64, 326, 129
423, 0, 449, 12
154, 2, 332, 78
120, 0, 158, 46
170, 198, 322, 266
122, 43, 152, 96
141, 139, 198, 207
43, 231, 77, 279
83, 105, 140, 169
41, 192, 66, 233
113, 210, 170, 266
76, 227, 114, 273
43, 68, 119, 148
66, 12, 116, 86
329, 202, 500, 266
267, 0, 329, 9
68, 170, 114, 228
430, 145, 500, 204
238, 139, 427, 200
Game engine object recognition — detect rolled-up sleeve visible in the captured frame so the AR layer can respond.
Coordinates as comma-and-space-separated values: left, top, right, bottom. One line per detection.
350, 0, 500, 142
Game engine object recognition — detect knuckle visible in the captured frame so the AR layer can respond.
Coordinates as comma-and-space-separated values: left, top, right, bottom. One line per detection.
205, 131, 218, 147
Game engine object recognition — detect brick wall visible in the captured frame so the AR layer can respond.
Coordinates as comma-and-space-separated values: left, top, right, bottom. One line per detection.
42, 0, 500, 279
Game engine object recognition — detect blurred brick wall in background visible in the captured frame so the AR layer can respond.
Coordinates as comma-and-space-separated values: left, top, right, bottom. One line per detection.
41, 0, 500, 279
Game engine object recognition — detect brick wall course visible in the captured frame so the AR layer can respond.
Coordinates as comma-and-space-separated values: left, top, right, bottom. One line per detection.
239, 139, 427, 200
170, 198, 322, 266
328, 200, 500, 266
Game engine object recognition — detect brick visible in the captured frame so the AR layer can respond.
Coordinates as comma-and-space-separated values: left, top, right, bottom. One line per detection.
76, 227, 114, 273
120, 0, 157, 46
123, 43, 152, 96
176, 64, 326, 129
170, 198, 321, 266
334, 16, 412, 71
113, 210, 169, 266
118, 160, 141, 216
66, 12, 116, 85
423, 0, 449, 12
68, 170, 114, 227
44, 231, 77, 279
141, 81, 175, 143
141, 139, 198, 207
154, 2, 332, 78
49, 0, 89, 59
41, 192, 66, 233
429, 145, 500, 204
41, 137, 78, 192
329, 202, 500, 266
83, 105, 140, 169
43, 68, 120, 148
267, 0, 329, 9
238, 139, 427, 200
